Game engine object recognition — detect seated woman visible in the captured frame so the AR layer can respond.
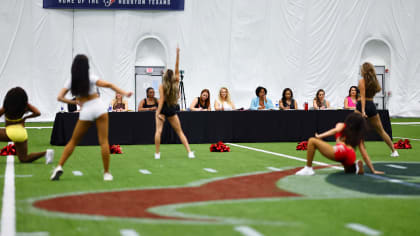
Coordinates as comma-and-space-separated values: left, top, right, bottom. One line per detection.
190, 89, 211, 111
344, 86, 359, 110
138, 87, 158, 111
313, 89, 330, 110
214, 87, 235, 111
296, 112, 384, 176
279, 88, 298, 110
250, 86, 274, 110
111, 93, 128, 112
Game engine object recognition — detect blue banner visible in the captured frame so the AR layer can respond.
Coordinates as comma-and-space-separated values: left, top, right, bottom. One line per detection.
43, 0, 184, 10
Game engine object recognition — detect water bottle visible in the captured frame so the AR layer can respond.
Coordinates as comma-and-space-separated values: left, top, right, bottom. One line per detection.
304, 102, 308, 111
108, 104, 112, 112
275, 103, 279, 110
60, 105, 64, 113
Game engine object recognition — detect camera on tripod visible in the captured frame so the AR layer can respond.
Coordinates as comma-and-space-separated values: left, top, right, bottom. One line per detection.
179, 70, 186, 110
180, 70, 185, 80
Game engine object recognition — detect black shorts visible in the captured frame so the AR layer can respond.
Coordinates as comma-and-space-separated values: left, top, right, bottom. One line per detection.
160, 103, 179, 117
356, 100, 378, 118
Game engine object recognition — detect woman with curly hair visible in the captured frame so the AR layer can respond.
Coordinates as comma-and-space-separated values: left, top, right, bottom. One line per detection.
0, 87, 54, 164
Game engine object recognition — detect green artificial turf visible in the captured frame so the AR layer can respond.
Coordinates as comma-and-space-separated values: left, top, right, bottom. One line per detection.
0, 118, 418, 235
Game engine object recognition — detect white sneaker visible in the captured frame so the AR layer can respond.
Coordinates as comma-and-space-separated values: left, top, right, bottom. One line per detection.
104, 172, 113, 181
295, 166, 315, 176
154, 153, 160, 159
45, 149, 54, 164
188, 151, 195, 159
390, 150, 399, 157
50, 166, 63, 181
355, 160, 364, 175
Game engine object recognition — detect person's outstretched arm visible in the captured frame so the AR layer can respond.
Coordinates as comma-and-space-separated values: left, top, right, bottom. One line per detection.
175, 46, 180, 83
359, 140, 384, 174
96, 80, 132, 97
315, 123, 345, 139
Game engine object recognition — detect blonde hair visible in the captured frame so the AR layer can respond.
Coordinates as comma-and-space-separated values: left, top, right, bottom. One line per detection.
361, 62, 381, 98
162, 69, 179, 105
218, 87, 233, 106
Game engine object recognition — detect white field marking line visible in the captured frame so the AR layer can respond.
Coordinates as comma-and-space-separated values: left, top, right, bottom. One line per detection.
72, 171, 83, 176
229, 143, 420, 189
266, 167, 283, 171
391, 122, 420, 125
203, 168, 218, 173
24, 127, 53, 129
226, 143, 343, 170
394, 136, 420, 141
386, 164, 407, 169
139, 169, 151, 175
16, 232, 49, 236
120, 229, 139, 236
234, 226, 264, 236
1, 155, 15, 236
346, 223, 382, 236
0, 175, 32, 178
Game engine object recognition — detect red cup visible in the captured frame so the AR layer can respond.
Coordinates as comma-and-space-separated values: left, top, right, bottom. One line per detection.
304, 102, 308, 111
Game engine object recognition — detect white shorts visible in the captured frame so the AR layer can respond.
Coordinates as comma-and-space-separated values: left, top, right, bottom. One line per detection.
79, 98, 108, 121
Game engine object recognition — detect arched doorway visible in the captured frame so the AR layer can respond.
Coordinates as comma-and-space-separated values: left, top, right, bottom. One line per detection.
360, 39, 392, 109
134, 36, 168, 111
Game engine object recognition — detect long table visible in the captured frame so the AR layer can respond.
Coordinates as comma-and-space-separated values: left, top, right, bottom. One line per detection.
50, 110, 392, 146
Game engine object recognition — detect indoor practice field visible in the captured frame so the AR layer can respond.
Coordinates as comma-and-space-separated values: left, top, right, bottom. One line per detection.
1, 118, 420, 236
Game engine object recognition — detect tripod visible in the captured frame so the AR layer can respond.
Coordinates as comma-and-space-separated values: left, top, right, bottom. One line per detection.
179, 70, 187, 110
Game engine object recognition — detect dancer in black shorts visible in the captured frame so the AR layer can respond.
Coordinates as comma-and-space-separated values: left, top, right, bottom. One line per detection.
357, 62, 398, 157
154, 47, 195, 159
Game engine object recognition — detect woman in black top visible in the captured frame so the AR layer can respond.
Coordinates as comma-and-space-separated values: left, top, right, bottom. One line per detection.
154, 47, 195, 159
357, 62, 398, 157
138, 87, 158, 111
190, 89, 211, 111
279, 88, 298, 110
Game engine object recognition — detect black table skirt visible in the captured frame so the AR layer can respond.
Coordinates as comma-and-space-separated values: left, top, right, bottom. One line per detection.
50, 110, 392, 146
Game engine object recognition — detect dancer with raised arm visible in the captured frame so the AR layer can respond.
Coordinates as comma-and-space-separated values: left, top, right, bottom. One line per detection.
154, 47, 195, 159
296, 113, 384, 176
51, 54, 132, 181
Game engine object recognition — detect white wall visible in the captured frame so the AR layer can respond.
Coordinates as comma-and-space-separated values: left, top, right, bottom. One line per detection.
1, 0, 420, 121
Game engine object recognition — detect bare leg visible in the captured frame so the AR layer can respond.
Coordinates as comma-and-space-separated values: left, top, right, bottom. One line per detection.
14, 141, 46, 163
167, 115, 191, 153
95, 113, 110, 173
58, 120, 92, 166
368, 114, 395, 152
154, 115, 165, 154
0, 129, 11, 142
0, 129, 45, 163
306, 137, 335, 167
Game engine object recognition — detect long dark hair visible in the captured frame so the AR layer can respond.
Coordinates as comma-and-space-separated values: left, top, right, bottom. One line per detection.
361, 62, 381, 98
281, 88, 294, 105
3, 87, 28, 119
314, 89, 325, 108
199, 89, 210, 108
348, 86, 359, 99
71, 54, 90, 97
162, 69, 179, 106
342, 113, 368, 147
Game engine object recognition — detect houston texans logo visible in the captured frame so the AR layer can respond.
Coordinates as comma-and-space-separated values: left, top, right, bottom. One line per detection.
103, 0, 115, 7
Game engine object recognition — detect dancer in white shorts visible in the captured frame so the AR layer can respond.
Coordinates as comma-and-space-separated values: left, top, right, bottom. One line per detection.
51, 54, 132, 181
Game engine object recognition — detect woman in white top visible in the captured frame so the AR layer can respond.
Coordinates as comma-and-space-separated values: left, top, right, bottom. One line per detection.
214, 87, 235, 111
51, 54, 132, 181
